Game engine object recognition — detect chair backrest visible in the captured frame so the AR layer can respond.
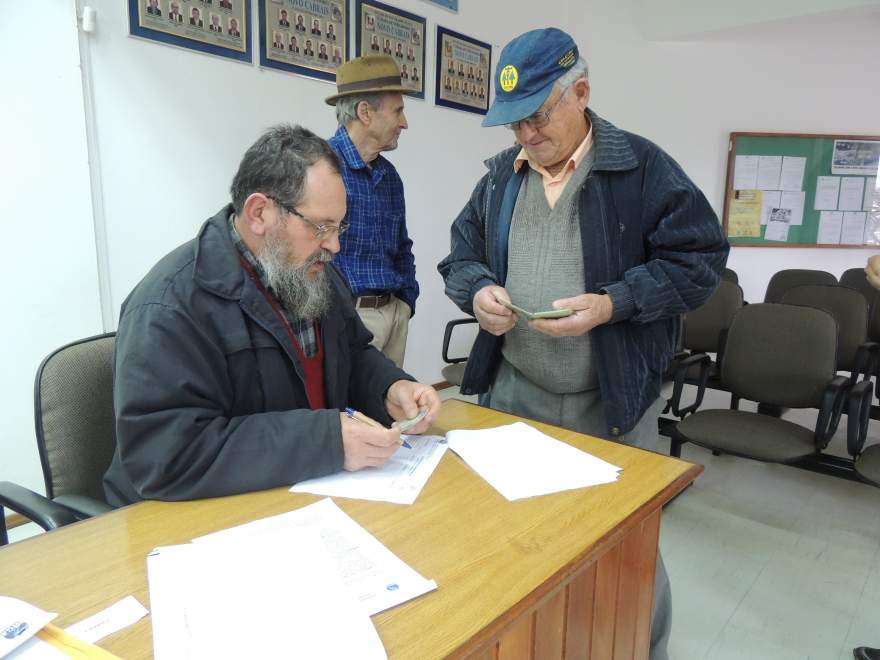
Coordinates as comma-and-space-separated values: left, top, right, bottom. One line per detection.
764, 269, 838, 303
721, 268, 738, 284
839, 267, 880, 341
683, 280, 744, 353
721, 303, 837, 408
34, 333, 117, 501
780, 284, 868, 371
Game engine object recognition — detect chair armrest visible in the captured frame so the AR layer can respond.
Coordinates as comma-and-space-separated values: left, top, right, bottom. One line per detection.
669, 352, 711, 418
847, 379, 874, 457
851, 341, 879, 384
53, 494, 114, 518
0, 481, 80, 533
815, 376, 850, 449
442, 318, 478, 364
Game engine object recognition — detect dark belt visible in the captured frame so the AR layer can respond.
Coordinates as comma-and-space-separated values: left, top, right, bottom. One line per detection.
355, 294, 392, 309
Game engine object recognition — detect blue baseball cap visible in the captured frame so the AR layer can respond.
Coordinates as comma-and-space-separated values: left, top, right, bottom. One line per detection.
482, 28, 579, 128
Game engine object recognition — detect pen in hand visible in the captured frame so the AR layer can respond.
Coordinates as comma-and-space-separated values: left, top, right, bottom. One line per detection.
344, 407, 411, 448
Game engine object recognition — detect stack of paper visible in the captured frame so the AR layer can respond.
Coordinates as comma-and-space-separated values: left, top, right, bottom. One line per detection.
148, 528, 387, 660
446, 422, 622, 500
290, 434, 447, 504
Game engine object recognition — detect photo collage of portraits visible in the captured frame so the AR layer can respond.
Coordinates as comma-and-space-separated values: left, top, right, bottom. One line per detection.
436, 27, 490, 113
267, 0, 346, 74
359, 2, 425, 96
139, 0, 247, 53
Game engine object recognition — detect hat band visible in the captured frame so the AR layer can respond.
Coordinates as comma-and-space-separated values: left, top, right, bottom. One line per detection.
336, 75, 402, 95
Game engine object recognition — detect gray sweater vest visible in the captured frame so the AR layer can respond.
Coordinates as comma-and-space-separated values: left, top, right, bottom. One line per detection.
501, 151, 598, 394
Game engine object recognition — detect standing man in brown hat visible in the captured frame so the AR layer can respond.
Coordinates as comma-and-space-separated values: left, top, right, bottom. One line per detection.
326, 55, 417, 368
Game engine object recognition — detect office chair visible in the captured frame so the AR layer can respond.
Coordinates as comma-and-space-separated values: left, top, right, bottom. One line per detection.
780, 284, 877, 386
840, 267, 880, 342
441, 318, 478, 387
670, 304, 868, 463
763, 268, 837, 303
660, 281, 744, 431
721, 267, 739, 284
0, 333, 117, 545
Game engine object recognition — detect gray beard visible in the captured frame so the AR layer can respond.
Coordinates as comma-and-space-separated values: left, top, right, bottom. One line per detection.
259, 228, 333, 321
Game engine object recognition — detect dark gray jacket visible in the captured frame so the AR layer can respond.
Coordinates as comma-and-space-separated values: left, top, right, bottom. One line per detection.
104, 206, 410, 505
437, 112, 729, 436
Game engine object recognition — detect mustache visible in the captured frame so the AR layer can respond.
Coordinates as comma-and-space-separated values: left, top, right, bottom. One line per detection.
303, 249, 334, 268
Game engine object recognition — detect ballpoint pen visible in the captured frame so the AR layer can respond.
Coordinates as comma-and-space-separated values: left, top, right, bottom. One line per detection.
344, 407, 412, 448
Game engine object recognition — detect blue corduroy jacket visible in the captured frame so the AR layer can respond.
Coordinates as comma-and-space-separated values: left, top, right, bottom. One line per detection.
437, 111, 730, 436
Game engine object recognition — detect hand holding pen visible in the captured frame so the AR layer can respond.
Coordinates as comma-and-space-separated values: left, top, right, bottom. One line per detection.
339, 408, 402, 472
344, 408, 412, 448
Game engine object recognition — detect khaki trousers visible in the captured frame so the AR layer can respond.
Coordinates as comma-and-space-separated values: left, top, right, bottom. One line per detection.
356, 295, 410, 368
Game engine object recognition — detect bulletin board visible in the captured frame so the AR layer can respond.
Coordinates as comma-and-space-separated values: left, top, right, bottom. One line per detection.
723, 132, 880, 248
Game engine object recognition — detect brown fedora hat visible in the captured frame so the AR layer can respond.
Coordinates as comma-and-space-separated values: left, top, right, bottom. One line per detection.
325, 55, 409, 105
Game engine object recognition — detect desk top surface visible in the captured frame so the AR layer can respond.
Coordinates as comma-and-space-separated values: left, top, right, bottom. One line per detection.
0, 399, 700, 659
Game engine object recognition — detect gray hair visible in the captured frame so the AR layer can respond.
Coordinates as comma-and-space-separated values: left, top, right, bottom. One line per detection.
230, 124, 340, 215
554, 57, 589, 92
334, 92, 386, 127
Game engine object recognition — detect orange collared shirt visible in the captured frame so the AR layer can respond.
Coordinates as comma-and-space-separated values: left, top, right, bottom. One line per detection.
513, 127, 594, 209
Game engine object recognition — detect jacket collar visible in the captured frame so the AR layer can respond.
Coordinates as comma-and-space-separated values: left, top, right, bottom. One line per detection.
482, 109, 638, 175
193, 204, 246, 300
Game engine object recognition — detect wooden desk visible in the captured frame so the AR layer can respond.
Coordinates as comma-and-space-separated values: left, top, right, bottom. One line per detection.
0, 399, 700, 659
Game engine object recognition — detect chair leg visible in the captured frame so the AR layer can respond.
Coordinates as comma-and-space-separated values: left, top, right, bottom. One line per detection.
670, 437, 683, 458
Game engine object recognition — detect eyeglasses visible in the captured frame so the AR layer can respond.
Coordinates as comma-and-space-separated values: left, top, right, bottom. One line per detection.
505, 88, 569, 131
268, 197, 349, 239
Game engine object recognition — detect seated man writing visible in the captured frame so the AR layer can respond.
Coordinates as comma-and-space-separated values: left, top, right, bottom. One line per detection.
104, 124, 440, 505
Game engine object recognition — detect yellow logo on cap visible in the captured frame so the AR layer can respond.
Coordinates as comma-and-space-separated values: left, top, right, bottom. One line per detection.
558, 49, 576, 68
499, 65, 518, 92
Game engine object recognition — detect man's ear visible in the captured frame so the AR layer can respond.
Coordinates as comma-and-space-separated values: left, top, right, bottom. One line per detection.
355, 100, 372, 126
240, 193, 273, 238
573, 78, 591, 112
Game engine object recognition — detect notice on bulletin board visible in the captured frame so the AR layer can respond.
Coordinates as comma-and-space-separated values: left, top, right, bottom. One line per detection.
723, 132, 880, 247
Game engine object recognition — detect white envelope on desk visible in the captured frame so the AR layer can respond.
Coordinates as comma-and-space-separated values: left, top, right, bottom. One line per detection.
447, 422, 622, 500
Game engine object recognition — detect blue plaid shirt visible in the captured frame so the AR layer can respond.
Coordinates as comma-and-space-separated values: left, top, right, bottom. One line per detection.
328, 126, 419, 315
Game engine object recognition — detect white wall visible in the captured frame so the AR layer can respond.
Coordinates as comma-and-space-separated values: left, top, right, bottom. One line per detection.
82, 0, 546, 385
569, 0, 880, 303
1, 4, 104, 497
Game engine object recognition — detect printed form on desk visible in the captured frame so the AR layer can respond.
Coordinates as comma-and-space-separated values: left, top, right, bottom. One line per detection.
290, 434, 447, 504
446, 422, 622, 500
192, 498, 436, 616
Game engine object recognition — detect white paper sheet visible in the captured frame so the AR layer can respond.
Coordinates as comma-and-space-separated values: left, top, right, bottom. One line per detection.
763, 208, 791, 242
756, 155, 782, 190
780, 156, 806, 191
817, 211, 844, 244
839, 177, 866, 212
815, 176, 841, 210
148, 529, 387, 660
780, 191, 806, 226
841, 211, 868, 245
733, 155, 759, 190
64, 596, 148, 645
865, 177, 877, 211
0, 598, 57, 659
446, 422, 621, 501
194, 498, 436, 616
290, 435, 447, 504
760, 190, 781, 226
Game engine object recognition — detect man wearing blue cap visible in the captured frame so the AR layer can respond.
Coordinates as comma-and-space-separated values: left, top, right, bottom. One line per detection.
439, 27, 729, 660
